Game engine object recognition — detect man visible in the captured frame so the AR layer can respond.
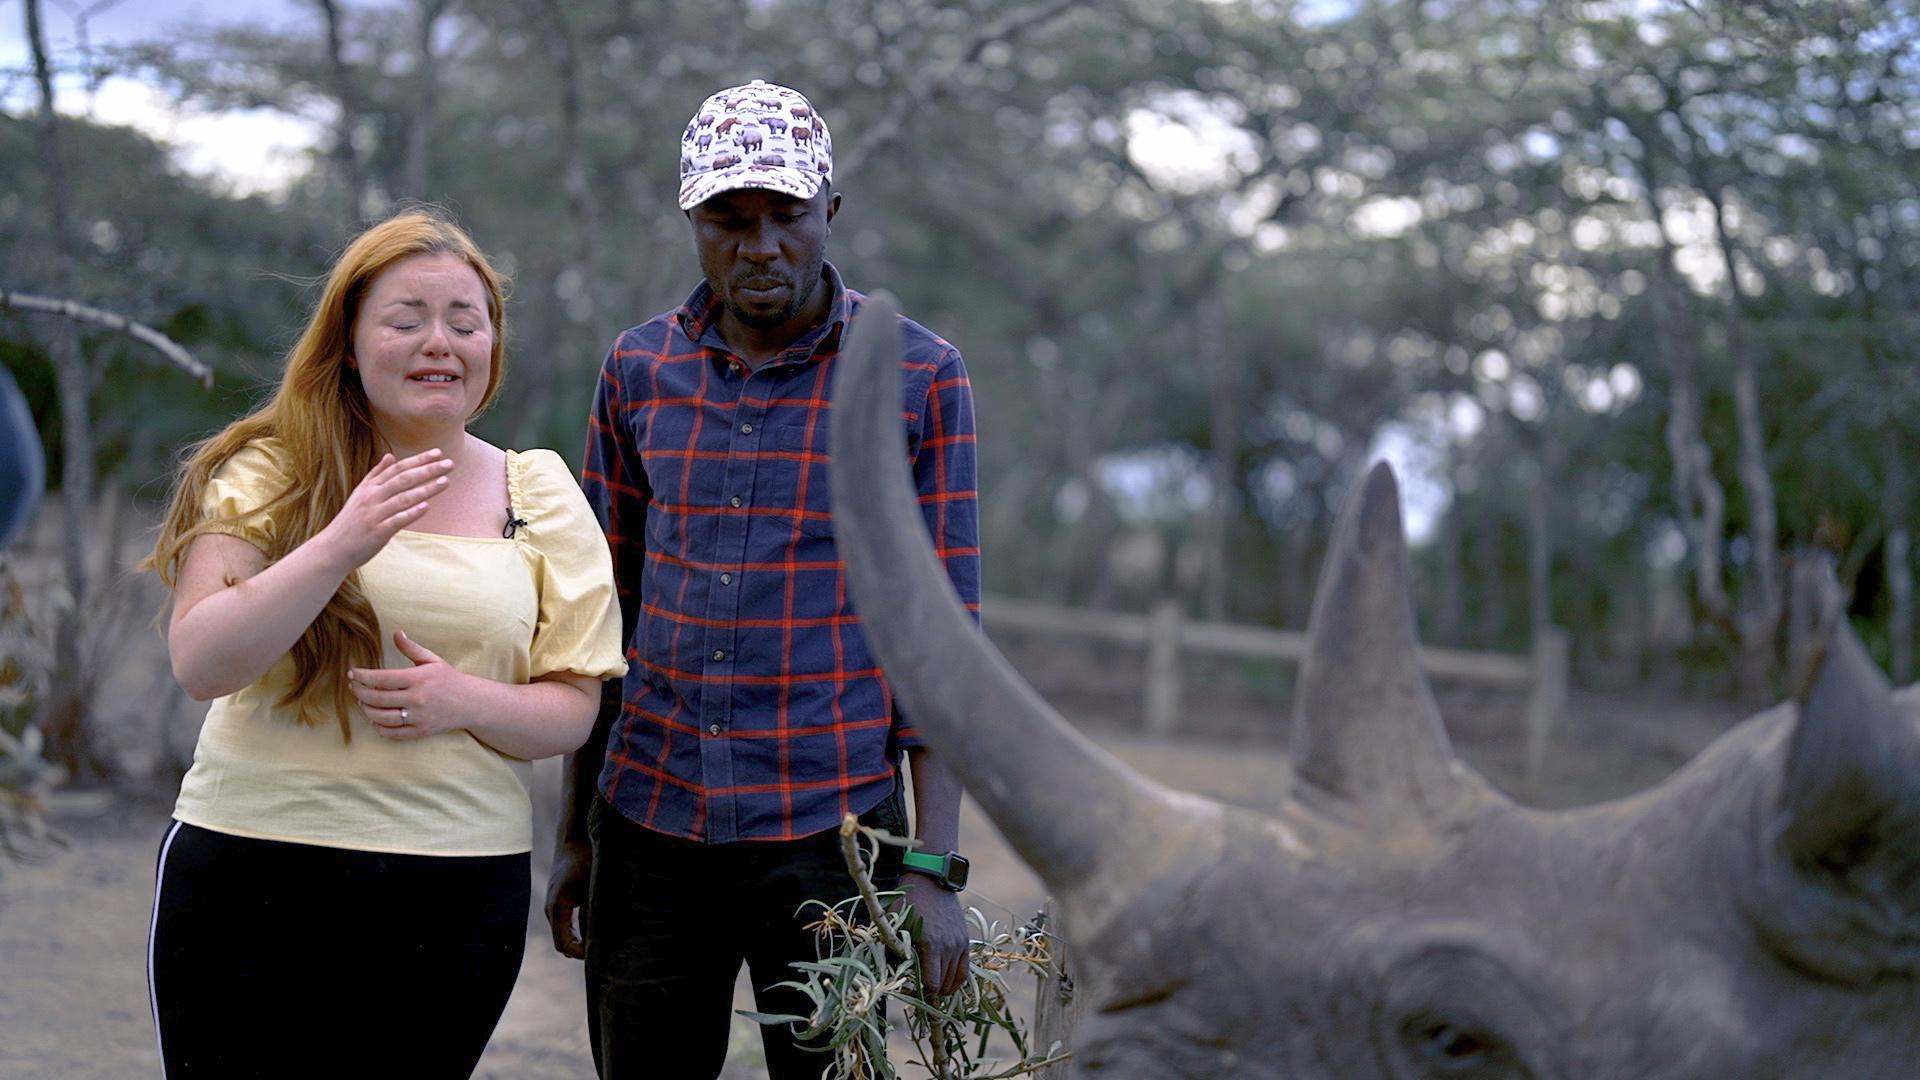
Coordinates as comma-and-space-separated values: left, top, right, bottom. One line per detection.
547, 79, 979, 1079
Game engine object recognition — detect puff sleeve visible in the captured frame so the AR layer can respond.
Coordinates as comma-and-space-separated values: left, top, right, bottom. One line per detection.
197, 439, 290, 552
515, 449, 629, 682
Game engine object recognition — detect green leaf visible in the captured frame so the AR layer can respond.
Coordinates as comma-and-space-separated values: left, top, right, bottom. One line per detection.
738, 1009, 813, 1026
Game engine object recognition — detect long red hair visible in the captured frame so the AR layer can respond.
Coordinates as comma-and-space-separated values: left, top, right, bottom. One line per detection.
145, 210, 510, 739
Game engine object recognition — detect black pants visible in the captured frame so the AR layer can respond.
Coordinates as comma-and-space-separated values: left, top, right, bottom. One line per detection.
148, 821, 529, 1079
584, 791, 906, 1080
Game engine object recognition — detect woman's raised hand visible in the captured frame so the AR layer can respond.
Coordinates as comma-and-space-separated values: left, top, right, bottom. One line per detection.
317, 450, 455, 571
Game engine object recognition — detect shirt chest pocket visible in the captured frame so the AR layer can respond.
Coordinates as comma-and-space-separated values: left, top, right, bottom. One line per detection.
765, 414, 834, 541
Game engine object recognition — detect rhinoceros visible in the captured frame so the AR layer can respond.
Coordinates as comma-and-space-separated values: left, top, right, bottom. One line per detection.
828, 295, 1920, 1078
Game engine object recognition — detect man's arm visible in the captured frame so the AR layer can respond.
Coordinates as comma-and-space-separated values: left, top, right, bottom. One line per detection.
547, 345, 649, 959
548, 689, 620, 958
900, 746, 969, 995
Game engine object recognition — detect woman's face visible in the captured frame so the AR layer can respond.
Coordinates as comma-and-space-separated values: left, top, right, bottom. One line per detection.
349, 252, 493, 439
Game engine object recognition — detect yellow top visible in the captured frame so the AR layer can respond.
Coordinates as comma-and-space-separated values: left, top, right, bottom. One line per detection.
172, 439, 628, 856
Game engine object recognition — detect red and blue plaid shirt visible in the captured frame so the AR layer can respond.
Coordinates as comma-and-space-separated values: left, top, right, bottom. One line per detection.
582, 264, 981, 842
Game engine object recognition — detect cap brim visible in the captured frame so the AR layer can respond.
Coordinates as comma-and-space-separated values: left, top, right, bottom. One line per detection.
679, 166, 827, 211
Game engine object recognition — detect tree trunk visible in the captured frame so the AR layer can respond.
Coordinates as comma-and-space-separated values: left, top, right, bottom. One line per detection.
541, 0, 600, 306
1842, 218, 1912, 687
26, 0, 106, 778
401, 0, 452, 201
1637, 172, 1735, 647
1433, 509, 1463, 646
1199, 294, 1238, 621
1053, 376, 1133, 607
313, 0, 370, 221
1282, 511, 1314, 629
1616, 112, 1745, 673
1527, 455, 1552, 645
1701, 185, 1782, 701
1477, 512, 1505, 648
1074, 491, 1120, 612
511, 0, 602, 449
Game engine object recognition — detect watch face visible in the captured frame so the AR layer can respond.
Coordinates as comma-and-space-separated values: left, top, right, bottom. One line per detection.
946, 853, 970, 890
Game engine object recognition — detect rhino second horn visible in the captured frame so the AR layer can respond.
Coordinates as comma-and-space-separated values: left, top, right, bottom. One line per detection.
1757, 580, 1920, 982
829, 293, 1208, 903
1777, 593, 1907, 864
1290, 462, 1472, 825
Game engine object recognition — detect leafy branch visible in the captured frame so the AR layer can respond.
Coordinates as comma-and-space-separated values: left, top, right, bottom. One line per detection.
742, 814, 1069, 1079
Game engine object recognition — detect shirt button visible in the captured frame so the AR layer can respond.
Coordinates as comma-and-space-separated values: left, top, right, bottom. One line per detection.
729, 495, 743, 508
709, 724, 721, 736
712, 649, 726, 661
720, 572, 733, 585
740, 423, 753, 434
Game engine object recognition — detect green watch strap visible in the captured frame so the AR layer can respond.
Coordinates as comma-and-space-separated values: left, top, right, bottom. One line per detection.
900, 849, 969, 891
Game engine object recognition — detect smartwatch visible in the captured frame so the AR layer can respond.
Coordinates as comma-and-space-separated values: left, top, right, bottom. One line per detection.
900, 849, 971, 892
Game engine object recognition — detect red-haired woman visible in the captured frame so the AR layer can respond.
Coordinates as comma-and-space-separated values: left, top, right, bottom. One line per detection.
143, 210, 625, 1078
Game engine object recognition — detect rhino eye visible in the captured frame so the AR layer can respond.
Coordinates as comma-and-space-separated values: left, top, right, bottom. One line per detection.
1422, 1021, 1488, 1058
1400, 1012, 1530, 1079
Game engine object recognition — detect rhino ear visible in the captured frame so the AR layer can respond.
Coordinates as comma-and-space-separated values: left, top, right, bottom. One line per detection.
1290, 462, 1468, 823
1758, 600, 1920, 982
1776, 606, 1919, 875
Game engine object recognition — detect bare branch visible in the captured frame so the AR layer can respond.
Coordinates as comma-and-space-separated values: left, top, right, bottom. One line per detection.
838, 814, 913, 961
49, 0, 126, 99
0, 289, 213, 386
838, 0, 1083, 179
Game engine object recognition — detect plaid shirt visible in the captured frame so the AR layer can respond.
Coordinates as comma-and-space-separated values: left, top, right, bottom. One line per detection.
582, 264, 980, 842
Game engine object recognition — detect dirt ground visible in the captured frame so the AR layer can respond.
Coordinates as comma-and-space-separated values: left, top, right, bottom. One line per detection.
0, 756, 1038, 1080
0, 676, 1753, 1080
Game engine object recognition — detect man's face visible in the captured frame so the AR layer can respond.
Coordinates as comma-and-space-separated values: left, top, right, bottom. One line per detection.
689, 187, 839, 332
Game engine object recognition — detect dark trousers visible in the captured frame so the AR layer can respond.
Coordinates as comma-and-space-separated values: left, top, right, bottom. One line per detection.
584, 792, 905, 1080
149, 821, 529, 1079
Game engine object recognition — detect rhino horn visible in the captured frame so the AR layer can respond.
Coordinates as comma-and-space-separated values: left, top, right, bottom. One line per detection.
1755, 568, 1920, 981
830, 294, 1208, 901
1776, 567, 1913, 865
1290, 462, 1469, 823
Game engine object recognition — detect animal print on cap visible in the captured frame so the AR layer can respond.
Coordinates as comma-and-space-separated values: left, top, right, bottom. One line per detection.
678, 79, 834, 211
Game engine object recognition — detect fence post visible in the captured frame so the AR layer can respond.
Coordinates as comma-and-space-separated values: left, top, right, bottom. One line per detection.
1145, 598, 1183, 736
1031, 900, 1079, 1078
1525, 626, 1569, 790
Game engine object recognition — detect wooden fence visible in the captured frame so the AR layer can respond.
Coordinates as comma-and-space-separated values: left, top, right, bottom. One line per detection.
982, 594, 1570, 788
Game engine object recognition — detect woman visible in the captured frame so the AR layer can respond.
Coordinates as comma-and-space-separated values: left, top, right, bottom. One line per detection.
143, 210, 625, 1078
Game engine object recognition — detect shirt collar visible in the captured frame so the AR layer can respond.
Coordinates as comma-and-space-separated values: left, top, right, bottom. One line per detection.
675, 261, 851, 366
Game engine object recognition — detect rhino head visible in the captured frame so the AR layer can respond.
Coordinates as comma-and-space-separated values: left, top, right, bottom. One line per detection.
830, 296, 1920, 1079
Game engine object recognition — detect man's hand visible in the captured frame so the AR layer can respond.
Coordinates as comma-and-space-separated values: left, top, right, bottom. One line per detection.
898, 872, 970, 997
546, 839, 592, 959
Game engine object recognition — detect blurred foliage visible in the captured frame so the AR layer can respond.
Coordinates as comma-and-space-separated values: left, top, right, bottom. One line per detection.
3, 0, 1917, 751
0, 571, 63, 870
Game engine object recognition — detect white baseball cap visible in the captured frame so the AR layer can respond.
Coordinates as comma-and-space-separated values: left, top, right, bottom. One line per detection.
678, 79, 834, 211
